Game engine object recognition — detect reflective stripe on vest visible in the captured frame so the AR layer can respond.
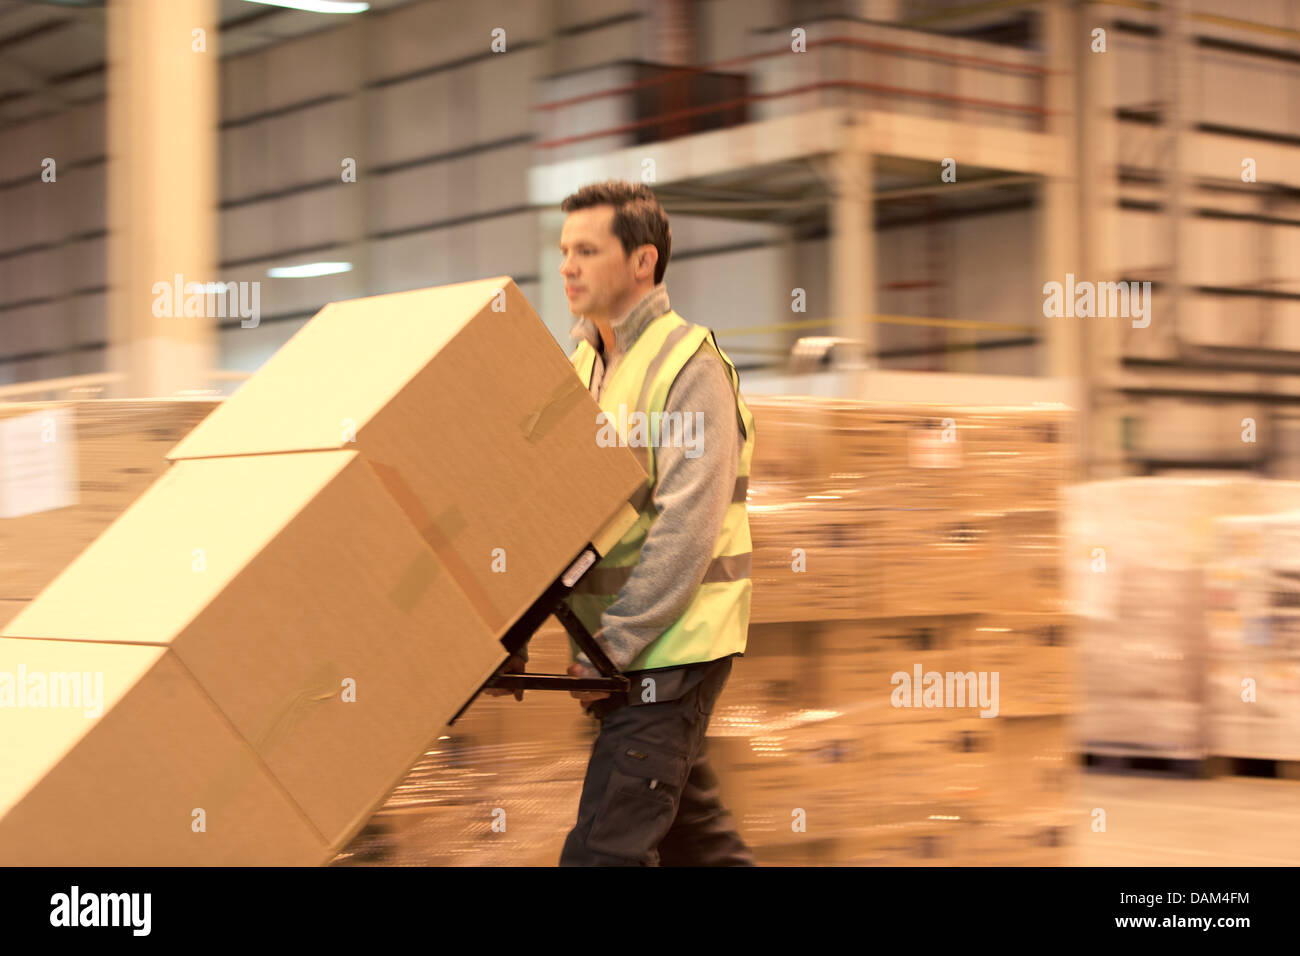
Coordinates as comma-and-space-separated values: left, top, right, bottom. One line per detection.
566, 309, 756, 670
571, 551, 752, 596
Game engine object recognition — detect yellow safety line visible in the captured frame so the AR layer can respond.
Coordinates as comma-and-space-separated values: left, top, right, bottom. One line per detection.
911, 0, 1300, 43
1093, 0, 1158, 12
1094, 0, 1300, 41
1190, 12, 1300, 41
905, 0, 1043, 27
718, 314, 1039, 337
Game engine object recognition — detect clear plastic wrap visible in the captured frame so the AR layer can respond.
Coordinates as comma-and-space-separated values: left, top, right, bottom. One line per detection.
339, 397, 1077, 866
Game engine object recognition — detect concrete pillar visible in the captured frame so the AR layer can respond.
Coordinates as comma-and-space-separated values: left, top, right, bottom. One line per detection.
1078, 0, 1126, 479
350, 17, 374, 300
830, 116, 875, 372
1164, 0, 1191, 352
1040, 0, 1080, 386
106, 0, 217, 398
535, 0, 573, 352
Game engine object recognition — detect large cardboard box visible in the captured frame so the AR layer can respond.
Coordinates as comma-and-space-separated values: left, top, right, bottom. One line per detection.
166, 278, 646, 636
0, 637, 332, 865
2, 451, 506, 861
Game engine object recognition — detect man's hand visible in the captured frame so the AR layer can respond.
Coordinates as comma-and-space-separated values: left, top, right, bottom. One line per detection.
567, 660, 611, 707
483, 653, 527, 701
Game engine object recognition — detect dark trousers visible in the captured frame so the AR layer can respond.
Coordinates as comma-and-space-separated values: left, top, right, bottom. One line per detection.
559, 656, 756, 866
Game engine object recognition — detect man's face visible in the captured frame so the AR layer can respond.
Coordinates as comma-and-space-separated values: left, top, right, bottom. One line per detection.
558, 205, 641, 321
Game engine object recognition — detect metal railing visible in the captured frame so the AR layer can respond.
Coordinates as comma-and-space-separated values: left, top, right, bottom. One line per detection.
533, 30, 1051, 153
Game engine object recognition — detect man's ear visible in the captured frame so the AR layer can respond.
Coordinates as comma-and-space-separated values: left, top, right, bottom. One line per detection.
638, 246, 658, 280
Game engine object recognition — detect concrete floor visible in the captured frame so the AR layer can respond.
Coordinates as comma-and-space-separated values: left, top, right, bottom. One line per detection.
337, 763, 1300, 866
1071, 770, 1300, 866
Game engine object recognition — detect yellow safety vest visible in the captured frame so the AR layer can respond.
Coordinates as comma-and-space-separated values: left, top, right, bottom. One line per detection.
563, 309, 755, 671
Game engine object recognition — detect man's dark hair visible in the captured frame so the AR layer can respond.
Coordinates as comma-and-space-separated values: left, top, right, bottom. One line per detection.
560, 180, 672, 285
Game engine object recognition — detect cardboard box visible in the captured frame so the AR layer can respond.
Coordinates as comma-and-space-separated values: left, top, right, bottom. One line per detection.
836, 817, 975, 866
746, 398, 836, 489
710, 718, 876, 847
0, 636, 329, 865
166, 278, 646, 636
720, 622, 826, 723
2, 451, 506, 858
0, 400, 220, 601
0, 601, 26, 631
992, 715, 1071, 815
963, 408, 1070, 513
869, 510, 990, 617
1208, 656, 1300, 760
964, 811, 1071, 866
866, 716, 997, 822
1205, 511, 1300, 759
966, 613, 1072, 717
817, 618, 971, 718
749, 496, 876, 624
746, 399, 1073, 627
981, 509, 1063, 615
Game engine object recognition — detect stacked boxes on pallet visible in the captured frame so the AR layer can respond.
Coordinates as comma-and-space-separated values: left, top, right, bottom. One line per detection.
1064, 478, 1300, 761
340, 396, 1076, 867
0, 399, 221, 629
1207, 511, 1300, 762
710, 398, 1075, 866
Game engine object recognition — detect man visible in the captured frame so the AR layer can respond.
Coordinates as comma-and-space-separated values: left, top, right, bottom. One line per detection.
496, 179, 757, 866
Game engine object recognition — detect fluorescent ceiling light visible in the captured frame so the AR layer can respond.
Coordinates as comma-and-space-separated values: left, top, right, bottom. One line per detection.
241, 0, 370, 14
267, 262, 354, 278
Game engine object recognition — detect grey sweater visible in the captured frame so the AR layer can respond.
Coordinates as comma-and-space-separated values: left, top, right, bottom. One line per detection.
535, 283, 744, 676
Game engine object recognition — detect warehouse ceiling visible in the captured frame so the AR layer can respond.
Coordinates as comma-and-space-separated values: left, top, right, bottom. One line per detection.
0, 0, 410, 126
0, 0, 1042, 224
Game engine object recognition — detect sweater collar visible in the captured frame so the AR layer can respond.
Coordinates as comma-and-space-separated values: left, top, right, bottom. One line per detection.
569, 283, 670, 358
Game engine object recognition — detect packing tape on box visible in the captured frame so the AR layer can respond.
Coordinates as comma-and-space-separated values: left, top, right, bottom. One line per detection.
365, 460, 504, 631
251, 659, 347, 757
193, 658, 345, 851
519, 376, 588, 443
388, 551, 441, 614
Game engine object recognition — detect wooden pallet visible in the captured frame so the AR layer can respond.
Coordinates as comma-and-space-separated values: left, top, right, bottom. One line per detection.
1081, 750, 1212, 778
1206, 756, 1300, 781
